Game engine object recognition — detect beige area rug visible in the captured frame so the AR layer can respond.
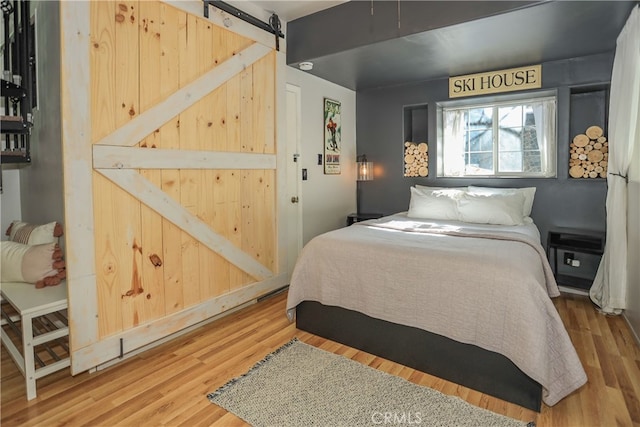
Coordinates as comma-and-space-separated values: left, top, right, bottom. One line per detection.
207, 338, 534, 427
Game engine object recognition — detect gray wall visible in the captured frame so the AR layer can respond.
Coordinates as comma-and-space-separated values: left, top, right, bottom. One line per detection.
356, 52, 613, 253
286, 67, 357, 245
626, 103, 640, 344
20, 1, 63, 227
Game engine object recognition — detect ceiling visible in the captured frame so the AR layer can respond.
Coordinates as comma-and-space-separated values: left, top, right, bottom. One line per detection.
248, 0, 349, 22
269, 0, 638, 91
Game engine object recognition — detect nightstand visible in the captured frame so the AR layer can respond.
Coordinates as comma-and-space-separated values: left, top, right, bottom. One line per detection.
547, 228, 605, 290
346, 213, 383, 226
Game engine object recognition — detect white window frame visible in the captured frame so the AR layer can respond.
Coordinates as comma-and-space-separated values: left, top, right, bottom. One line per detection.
437, 90, 557, 178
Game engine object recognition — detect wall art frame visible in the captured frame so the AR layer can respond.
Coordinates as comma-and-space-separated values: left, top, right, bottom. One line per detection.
323, 98, 341, 174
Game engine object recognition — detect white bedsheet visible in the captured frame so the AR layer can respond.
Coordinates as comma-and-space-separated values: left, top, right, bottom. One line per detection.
286, 213, 587, 406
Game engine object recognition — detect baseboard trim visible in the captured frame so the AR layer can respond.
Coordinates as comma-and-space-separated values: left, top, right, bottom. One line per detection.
94, 299, 256, 372
623, 313, 640, 348
558, 286, 589, 296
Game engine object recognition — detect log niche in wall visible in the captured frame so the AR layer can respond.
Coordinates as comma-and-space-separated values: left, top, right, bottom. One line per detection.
403, 104, 428, 177
404, 142, 429, 177
568, 83, 609, 179
569, 125, 608, 179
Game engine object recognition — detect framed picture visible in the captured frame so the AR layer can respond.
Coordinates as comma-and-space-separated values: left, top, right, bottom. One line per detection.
323, 98, 341, 174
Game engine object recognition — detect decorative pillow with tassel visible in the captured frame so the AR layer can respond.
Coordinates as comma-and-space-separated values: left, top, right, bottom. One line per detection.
1, 241, 66, 288
5, 220, 64, 245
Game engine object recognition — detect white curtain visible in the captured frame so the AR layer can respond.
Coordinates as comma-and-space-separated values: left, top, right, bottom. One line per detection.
531, 99, 557, 176
590, 5, 640, 314
442, 109, 465, 176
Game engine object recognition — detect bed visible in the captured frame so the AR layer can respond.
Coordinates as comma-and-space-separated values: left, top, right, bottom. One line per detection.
286, 187, 587, 412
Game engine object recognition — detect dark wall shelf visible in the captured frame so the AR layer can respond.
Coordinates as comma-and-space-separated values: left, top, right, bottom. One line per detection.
555, 274, 594, 290
547, 228, 605, 291
569, 83, 609, 137
568, 82, 610, 180
347, 212, 383, 226
403, 104, 428, 143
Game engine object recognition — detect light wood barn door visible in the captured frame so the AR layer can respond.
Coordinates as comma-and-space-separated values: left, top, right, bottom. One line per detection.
61, 0, 287, 374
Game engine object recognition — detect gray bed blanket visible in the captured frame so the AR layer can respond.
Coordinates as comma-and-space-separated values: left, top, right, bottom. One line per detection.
286, 213, 587, 407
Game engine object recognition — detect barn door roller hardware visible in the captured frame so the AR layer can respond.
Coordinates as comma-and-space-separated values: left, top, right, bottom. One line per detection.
203, 1, 284, 51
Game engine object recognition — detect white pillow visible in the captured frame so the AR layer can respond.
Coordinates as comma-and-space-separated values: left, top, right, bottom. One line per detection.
407, 187, 464, 220
457, 192, 527, 226
415, 184, 468, 192
467, 186, 536, 218
1, 241, 61, 284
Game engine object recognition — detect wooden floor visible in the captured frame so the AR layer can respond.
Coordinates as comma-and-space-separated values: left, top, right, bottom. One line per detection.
2, 291, 639, 426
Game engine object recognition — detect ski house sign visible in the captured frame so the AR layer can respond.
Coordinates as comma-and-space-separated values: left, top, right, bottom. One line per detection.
449, 65, 541, 98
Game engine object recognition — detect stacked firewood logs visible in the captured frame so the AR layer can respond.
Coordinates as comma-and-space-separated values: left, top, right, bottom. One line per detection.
404, 142, 429, 177
569, 125, 608, 179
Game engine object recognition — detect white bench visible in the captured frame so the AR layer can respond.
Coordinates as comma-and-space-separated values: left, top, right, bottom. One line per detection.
0, 281, 69, 400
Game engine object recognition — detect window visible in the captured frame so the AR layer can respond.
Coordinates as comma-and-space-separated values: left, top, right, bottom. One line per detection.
438, 93, 556, 177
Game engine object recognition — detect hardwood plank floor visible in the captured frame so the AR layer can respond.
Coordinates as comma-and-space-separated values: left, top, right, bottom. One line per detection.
2, 291, 639, 426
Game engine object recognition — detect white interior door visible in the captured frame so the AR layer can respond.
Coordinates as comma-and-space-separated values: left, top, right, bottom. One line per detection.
286, 84, 303, 281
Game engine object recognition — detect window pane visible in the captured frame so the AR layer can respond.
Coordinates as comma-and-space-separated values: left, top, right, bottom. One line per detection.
523, 150, 542, 172
499, 127, 522, 151
468, 107, 492, 129
469, 130, 492, 151
524, 106, 536, 126
466, 152, 493, 174
439, 94, 556, 178
499, 151, 523, 172
523, 126, 539, 150
498, 105, 522, 128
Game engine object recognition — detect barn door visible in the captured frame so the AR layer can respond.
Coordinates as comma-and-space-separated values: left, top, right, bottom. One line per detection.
61, 1, 287, 373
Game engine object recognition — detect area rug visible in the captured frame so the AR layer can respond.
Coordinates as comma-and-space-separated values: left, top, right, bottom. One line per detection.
207, 338, 534, 427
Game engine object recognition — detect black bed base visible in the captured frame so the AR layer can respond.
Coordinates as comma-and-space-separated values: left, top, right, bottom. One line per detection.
296, 301, 542, 412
